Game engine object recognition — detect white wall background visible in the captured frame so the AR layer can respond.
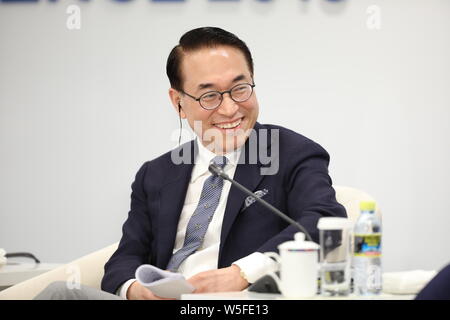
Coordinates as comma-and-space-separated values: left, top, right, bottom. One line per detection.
1, 0, 449, 273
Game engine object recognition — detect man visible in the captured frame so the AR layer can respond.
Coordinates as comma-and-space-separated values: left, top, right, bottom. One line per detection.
35, 27, 346, 300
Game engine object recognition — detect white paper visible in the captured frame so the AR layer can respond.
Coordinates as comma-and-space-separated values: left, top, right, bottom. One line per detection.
135, 264, 195, 299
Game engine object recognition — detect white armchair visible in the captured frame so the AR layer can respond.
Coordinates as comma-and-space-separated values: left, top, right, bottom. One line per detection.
0, 185, 378, 300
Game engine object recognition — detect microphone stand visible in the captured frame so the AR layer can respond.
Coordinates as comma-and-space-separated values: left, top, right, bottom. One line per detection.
209, 163, 313, 242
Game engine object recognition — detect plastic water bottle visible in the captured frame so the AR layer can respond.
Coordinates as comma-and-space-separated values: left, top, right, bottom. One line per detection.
353, 200, 382, 295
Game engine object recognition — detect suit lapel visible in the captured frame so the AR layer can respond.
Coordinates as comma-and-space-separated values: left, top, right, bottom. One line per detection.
156, 141, 197, 268
219, 162, 264, 247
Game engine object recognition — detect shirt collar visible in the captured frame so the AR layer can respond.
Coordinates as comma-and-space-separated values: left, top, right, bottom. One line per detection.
191, 138, 242, 183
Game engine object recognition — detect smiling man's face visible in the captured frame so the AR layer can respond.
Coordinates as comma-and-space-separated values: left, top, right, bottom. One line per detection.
169, 45, 259, 154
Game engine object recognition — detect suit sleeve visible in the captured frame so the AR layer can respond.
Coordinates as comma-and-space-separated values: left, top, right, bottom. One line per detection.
101, 162, 153, 294
256, 141, 347, 252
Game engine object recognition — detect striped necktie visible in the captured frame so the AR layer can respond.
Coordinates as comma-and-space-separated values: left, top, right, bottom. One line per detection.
166, 156, 227, 272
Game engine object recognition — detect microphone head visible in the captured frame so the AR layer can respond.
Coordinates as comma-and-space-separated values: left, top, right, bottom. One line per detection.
208, 163, 223, 177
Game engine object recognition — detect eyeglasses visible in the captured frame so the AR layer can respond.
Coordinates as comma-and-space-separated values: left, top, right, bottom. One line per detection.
180, 83, 255, 110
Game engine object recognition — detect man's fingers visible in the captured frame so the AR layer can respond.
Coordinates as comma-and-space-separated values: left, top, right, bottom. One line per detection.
185, 267, 248, 293
155, 295, 177, 300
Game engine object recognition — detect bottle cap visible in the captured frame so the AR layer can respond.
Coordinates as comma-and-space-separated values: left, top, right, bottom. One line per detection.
360, 200, 376, 212
317, 217, 352, 230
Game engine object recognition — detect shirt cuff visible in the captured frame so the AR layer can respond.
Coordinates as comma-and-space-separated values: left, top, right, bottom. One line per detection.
232, 252, 278, 284
116, 279, 137, 299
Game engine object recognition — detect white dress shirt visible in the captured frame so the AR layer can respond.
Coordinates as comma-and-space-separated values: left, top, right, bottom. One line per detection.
118, 139, 276, 299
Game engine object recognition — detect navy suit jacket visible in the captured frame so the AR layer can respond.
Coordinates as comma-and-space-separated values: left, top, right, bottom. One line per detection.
101, 122, 347, 294
415, 264, 450, 300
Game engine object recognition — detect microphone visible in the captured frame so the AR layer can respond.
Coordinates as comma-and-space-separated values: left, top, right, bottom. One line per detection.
208, 163, 313, 242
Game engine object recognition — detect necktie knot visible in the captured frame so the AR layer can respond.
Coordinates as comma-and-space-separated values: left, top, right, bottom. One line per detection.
211, 156, 227, 169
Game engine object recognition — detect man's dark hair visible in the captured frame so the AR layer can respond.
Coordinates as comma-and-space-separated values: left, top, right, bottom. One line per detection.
166, 27, 254, 92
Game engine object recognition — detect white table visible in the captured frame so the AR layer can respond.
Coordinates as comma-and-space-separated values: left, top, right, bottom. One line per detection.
181, 290, 415, 300
0, 262, 61, 291
181, 269, 436, 300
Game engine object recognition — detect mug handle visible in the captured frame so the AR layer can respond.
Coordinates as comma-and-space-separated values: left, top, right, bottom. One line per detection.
264, 251, 281, 269
267, 271, 282, 292
264, 251, 283, 288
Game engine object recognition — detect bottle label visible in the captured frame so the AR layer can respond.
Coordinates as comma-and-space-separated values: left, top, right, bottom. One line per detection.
354, 234, 381, 257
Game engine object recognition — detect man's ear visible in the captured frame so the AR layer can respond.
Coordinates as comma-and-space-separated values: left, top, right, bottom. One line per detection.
169, 88, 186, 119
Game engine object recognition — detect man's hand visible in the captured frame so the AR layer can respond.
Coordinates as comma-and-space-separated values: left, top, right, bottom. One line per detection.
187, 265, 249, 294
126, 281, 175, 300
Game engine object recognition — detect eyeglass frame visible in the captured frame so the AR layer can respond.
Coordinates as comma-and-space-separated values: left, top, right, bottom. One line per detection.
179, 82, 256, 110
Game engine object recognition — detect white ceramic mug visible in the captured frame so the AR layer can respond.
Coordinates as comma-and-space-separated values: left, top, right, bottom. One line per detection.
264, 233, 319, 298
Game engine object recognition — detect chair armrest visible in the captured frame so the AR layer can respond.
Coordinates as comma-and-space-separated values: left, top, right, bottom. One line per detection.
0, 242, 118, 300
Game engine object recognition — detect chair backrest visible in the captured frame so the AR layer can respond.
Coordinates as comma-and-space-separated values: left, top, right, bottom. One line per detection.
333, 185, 382, 226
